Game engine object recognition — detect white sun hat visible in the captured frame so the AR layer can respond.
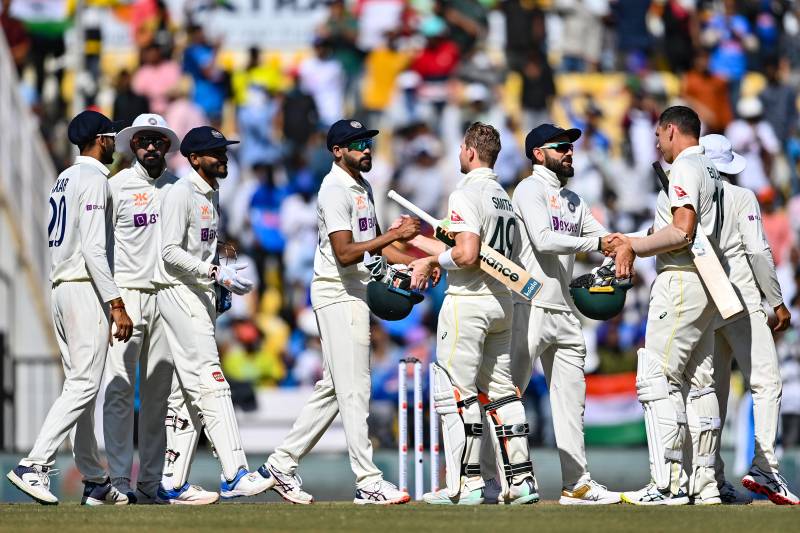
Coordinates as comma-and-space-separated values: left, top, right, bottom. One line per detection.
700, 134, 747, 175
115, 113, 181, 155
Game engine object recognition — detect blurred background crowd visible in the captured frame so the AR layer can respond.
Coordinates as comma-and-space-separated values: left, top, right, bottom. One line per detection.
3, 0, 800, 457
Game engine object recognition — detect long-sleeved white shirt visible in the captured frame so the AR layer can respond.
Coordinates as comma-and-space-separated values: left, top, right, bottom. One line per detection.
154, 169, 218, 288
511, 165, 608, 310
109, 162, 179, 290
49, 155, 120, 303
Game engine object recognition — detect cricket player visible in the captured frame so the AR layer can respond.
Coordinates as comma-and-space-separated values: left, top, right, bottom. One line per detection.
481, 123, 623, 505
408, 122, 537, 505
100, 114, 217, 505
611, 106, 729, 505
153, 126, 271, 499
6, 110, 134, 505
698, 134, 798, 505
259, 119, 420, 505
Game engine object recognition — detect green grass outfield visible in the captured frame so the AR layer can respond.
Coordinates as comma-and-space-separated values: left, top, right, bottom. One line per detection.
0, 502, 796, 533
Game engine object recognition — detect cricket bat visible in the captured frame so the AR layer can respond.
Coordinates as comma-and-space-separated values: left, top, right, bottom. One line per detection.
387, 190, 542, 301
652, 162, 743, 319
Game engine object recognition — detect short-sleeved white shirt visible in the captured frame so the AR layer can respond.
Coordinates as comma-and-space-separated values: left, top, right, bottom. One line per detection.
310, 163, 378, 310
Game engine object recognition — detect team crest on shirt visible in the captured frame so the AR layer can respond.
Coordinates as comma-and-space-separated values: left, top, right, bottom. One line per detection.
450, 210, 464, 223
673, 185, 688, 198
200, 204, 211, 220
355, 195, 367, 210
133, 192, 149, 207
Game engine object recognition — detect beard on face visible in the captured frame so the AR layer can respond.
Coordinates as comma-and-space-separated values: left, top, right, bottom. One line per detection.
344, 150, 372, 173
137, 149, 165, 173
543, 151, 574, 180
100, 138, 115, 165
199, 156, 228, 179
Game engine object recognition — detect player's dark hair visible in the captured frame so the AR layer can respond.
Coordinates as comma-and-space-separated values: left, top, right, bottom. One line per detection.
658, 106, 701, 139
78, 136, 98, 154
463, 122, 501, 166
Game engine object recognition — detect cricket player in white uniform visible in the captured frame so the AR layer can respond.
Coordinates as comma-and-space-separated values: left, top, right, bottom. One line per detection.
101, 114, 218, 505
408, 122, 537, 506
698, 134, 798, 505
153, 126, 272, 499
485, 123, 622, 505
260, 119, 419, 505
6, 110, 134, 505
611, 106, 729, 505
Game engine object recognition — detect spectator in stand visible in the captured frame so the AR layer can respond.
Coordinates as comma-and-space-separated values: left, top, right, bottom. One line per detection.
726, 97, 781, 194
703, 0, 757, 107
759, 187, 794, 267
440, 0, 488, 55
681, 48, 733, 134
395, 134, 445, 216
354, 0, 411, 52
778, 326, 800, 447
657, 0, 696, 74
320, 0, 362, 105
500, 0, 546, 73
1, 0, 30, 74
759, 60, 798, 147
621, 83, 659, 171
280, 167, 318, 310
182, 24, 226, 126
298, 37, 345, 127
410, 16, 460, 125
112, 69, 149, 126
611, 0, 652, 71
237, 86, 282, 173
131, 0, 174, 58
558, 0, 609, 72
131, 42, 181, 115
231, 48, 288, 109
281, 72, 319, 158
163, 80, 207, 175
360, 31, 409, 126
520, 50, 555, 134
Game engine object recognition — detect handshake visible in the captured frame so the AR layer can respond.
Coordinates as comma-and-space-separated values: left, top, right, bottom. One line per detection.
600, 233, 635, 279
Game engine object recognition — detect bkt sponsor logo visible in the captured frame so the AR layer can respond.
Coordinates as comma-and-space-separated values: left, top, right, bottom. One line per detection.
551, 216, 578, 234
201, 228, 217, 241
134, 213, 159, 227
85, 204, 104, 211
358, 217, 376, 231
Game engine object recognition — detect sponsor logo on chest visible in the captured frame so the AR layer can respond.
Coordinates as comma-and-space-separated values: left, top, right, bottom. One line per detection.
358, 217, 376, 231
552, 216, 579, 234
200, 204, 212, 220
133, 192, 149, 207
201, 227, 217, 241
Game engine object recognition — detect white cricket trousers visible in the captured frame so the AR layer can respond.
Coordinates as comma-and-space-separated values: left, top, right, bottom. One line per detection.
714, 309, 782, 477
268, 299, 382, 487
102, 287, 173, 494
21, 282, 109, 482
510, 304, 590, 489
156, 284, 248, 481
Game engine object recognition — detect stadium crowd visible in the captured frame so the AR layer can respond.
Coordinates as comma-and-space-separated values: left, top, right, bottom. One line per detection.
3, 0, 800, 450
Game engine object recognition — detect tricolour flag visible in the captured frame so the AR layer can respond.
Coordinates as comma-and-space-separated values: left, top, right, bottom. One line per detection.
584, 372, 646, 446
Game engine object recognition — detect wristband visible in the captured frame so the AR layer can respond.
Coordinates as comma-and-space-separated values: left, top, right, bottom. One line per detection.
437, 249, 461, 271
597, 237, 603, 252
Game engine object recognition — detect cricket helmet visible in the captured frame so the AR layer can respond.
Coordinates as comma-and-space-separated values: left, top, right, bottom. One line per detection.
569, 262, 633, 321
364, 254, 424, 321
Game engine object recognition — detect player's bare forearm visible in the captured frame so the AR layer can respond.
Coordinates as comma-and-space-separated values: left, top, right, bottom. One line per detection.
408, 234, 446, 255
331, 218, 419, 266
382, 243, 417, 266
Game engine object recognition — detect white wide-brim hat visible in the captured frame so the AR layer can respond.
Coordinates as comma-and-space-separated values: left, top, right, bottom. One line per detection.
115, 113, 180, 155
700, 134, 747, 175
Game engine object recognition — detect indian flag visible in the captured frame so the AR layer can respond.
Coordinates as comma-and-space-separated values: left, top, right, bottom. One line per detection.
584, 372, 646, 446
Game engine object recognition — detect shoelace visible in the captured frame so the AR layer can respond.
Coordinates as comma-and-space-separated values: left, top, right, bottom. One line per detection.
38, 468, 59, 490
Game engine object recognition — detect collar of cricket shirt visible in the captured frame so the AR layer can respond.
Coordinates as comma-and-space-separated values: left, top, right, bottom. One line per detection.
74, 155, 111, 176
457, 166, 498, 188
329, 161, 368, 192
188, 168, 217, 195
132, 160, 166, 183
672, 144, 704, 164
532, 164, 561, 188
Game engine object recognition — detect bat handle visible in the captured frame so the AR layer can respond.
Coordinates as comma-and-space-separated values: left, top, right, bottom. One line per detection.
387, 190, 441, 228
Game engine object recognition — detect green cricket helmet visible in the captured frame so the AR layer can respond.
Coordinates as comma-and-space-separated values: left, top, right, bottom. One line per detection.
364, 254, 424, 321
569, 262, 633, 321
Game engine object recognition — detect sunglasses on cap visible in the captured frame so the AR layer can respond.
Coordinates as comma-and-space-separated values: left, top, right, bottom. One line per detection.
134, 136, 169, 150
97, 132, 116, 139
539, 142, 573, 153
345, 138, 374, 151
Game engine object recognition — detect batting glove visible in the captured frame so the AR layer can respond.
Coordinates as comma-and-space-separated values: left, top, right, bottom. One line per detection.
213, 263, 254, 295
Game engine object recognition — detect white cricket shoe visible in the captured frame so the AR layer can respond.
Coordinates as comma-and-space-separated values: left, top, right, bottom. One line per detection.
157, 482, 219, 505
259, 463, 313, 504
742, 466, 799, 505
220, 467, 274, 499
500, 476, 540, 505
560, 479, 621, 505
6, 465, 58, 505
81, 478, 130, 505
621, 482, 690, 506
111, 477, 137, 504
423, 478, 484, 505
354, 480, 411, 505
718, 480, 752, 505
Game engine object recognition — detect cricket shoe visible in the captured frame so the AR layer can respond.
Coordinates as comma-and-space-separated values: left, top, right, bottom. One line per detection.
354, 480, 411, 505
620, 482, 689, 506
499, 476, 540, 505
259, 463, 313, 504
6, 465, 58, 505
111, 477, 137, 504
220, 467, 274, 499
81, 478, 129, 505
741, 466, 799, 505
422, 478, 484, 505
157, 482, 219, 505
718, 480, 752, 505
560, 479, 621, 505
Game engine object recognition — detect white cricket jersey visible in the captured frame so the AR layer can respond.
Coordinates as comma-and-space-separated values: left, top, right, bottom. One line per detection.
154, 170, 218, 288
48, 155, 120, 303
444, 167, 514, 297
654, 145, 723, 273
511, 165, 608, 310
311, 163, 378, 310
109, 162, 179, 290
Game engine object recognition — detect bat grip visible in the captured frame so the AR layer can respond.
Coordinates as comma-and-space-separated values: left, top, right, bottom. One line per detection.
387, 190, 440, 228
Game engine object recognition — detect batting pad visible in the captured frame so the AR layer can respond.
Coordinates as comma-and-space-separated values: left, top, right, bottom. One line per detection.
481, 394, 532, 501
163, 403, 200, 490
432, 362, 470, 498
198, 367, 247, 481
687, 387, 721, 497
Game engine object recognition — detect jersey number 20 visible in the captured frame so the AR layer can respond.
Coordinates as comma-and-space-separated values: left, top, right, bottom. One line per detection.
48, 196, 67, 247
488, 216, 515, 258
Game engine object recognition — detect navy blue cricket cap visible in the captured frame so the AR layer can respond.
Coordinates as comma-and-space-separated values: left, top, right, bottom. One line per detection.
326, 119, 378, 152
524, 124, 582, 161
180, 126, 239, 157
67, 110, 125, 146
